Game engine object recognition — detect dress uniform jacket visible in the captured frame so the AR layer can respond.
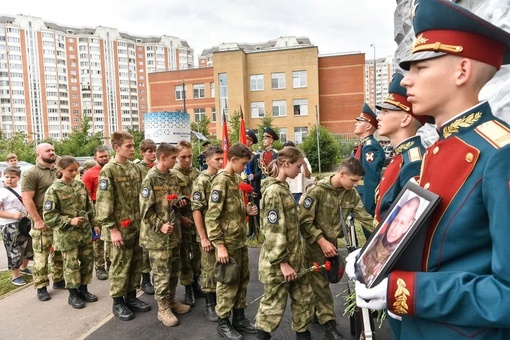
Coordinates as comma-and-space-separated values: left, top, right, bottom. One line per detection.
374, 135, 425, 223
387, 102, 510, 339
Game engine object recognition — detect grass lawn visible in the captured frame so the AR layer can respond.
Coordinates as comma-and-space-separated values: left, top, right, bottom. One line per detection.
0, 269, 33, 298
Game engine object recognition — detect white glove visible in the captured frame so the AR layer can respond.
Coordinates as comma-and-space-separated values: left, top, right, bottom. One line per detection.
248, 174, 254, 181
345, 248, 361, 280
355, 278, 388, 310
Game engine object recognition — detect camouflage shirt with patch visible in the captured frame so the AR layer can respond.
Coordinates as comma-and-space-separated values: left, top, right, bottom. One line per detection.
171, 164, 200, 218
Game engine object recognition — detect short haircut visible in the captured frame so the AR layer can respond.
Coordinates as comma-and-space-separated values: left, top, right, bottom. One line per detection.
58, 156, 79, 170
176, 140, 192, 152
156, 143, 179, 159
6, 153, 17, 161
3, 166, 21, 177
227, 143, 252, 161
93, 145, 109, 156
139, 139, 157, 152
339, 157, 365, 177
111, 131, 133, 148
204, 145, 223, 160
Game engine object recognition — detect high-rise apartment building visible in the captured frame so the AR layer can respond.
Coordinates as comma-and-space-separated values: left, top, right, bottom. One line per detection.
0, 14, 193, 142
365, 56, 395, 110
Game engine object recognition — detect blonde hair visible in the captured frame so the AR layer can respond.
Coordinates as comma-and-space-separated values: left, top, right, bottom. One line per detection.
266, 146, 303, 178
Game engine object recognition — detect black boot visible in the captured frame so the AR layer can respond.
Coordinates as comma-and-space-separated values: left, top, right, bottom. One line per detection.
323, 320, 347, 340
205, 292, 218, 322
141, 272, 155, 295
78, 284, 98, 302
296, 330, 311, 340
232, 308, 257, 334
184, 284, 196, 307
192, 276, 206, 298
113, 297, 134, 321
68, 288, 85, 309
217, 316, 243, 340
53, 279, 66, 289
37, 286, 51, 301
124, 290, 151, 312
256, 329, 271, 340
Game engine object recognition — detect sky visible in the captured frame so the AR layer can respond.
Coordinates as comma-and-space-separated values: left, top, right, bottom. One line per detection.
1, 0, 398, 62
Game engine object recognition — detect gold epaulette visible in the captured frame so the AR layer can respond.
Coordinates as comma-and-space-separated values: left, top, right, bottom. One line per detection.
475, 120, 510, 149
407, 147, 423, 162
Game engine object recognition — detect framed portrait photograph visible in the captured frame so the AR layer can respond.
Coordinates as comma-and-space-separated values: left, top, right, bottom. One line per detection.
355, 181, 440, 288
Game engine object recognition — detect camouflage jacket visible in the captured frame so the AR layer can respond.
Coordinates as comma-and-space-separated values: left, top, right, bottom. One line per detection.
139, 167, 182, 250
96, 159, 142, 242
171, 164, 200, 217
259, 177, 304, 283
205, 170, 246, 250
136, 160, 152, 181
191, 171, 214, 214
299, 175, 374, 262
43, 179, 94, 251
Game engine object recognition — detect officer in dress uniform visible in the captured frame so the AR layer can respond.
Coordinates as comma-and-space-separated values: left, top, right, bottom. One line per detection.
244, 130, 259, 239
373, 73, 428, 223
354, 1, 510, 339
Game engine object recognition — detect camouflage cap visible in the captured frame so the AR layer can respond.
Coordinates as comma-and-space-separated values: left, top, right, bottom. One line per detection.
79, 159, 97, 171
213, 257, 239, 284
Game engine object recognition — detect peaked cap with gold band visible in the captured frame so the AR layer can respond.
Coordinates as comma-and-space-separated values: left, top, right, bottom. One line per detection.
400, 0, 510, 71
356, 103, 378, 129
376, 73, 429, 126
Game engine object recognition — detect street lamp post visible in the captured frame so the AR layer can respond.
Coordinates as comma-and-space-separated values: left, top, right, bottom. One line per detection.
370, 44, 376, 110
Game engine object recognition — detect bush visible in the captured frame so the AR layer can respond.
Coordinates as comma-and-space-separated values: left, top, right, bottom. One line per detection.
302, 125, 341, 172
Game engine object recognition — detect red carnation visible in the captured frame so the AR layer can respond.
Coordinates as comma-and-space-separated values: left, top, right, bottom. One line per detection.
120, 219, 132, 228
324, 260, 332, 271
50, 246, 54, 253
239, 182, 254, 194
313, 262, 320, 272
167, 194, 178, 201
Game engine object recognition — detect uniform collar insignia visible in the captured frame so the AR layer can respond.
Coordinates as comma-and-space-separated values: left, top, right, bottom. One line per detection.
360, 135, 372, 144
394, 140, 415, 154
441, 111, 482, 139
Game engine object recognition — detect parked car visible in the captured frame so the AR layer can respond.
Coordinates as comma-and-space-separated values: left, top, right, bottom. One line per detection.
0, 161, 35, 183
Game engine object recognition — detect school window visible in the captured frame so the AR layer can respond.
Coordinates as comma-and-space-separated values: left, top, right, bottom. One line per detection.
292, 71, 307, 88
279, 128, 287, 143
294, 126, 308, 144
272, 100, 286, 117
210, 82, 215, 98
175, 85, 185, 100
271, 72, 286, 89
193, 84, 205, 99
211, 107, 216, 122
250, 74, 264, 91
194, 108, 206, 122
251, 102, 265, 118
293, 99, 308, 116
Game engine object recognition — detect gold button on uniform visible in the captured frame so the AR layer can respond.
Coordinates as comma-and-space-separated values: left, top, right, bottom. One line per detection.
424, 183, 430, 190
466, 153, 474, 162
433, 146, 439, 154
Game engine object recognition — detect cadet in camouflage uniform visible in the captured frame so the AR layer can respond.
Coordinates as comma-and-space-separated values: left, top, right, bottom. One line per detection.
136, 139, 157, 296
140, 143, 191, 327
171, 140, 203, 306
96, 131, 151, 321
21, 143, 64, 302
205, 143, 258, 340
299, 157, 374, 340
43, 156, 98, 309
191, 145, 224, 322
255, 147, 313, 340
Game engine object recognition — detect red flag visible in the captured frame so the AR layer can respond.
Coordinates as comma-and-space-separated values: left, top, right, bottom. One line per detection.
222, 112, 230, 168
239, 106, 247, 145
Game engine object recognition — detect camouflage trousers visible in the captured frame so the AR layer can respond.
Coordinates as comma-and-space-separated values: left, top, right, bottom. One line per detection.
216, 246, 249, 319
255, 274, 314, 333
179, 227, 201, 286
148, 246, 180, 301
108, 234, 143, 298
200, 246, 216, 292
309, 268, 336, 324
142, 248, 152, 274
30, 228, 64, 289
1, 222, 33, 270
62, 242, 94, 289
93, 238, 108, 269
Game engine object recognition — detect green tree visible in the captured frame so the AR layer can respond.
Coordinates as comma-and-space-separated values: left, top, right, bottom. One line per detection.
53, 116, 104, 157
191, 115, 214, 168
302, 125, 341, 173
228, 111, 241, 144
0, 131, 36, 163
127, 128, 145, 160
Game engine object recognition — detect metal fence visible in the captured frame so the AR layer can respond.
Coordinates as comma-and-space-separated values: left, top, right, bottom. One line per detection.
332, 133, 358, 158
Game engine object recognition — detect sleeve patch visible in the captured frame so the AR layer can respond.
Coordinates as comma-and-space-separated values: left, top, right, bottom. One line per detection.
192, 191, 201, 201
99, 179, 108, 190
267, 210, 278, 224
303, 196, 314, 210
44, 201, 53, 211
211, 190, 222, 203
365, 151, 375, 163
141, 187, 150, 198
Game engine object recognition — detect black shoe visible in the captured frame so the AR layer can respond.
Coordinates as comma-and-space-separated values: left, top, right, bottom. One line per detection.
192, 276, 206, 298
217, 317, 243, 340
184, 285, 196, 307
68, 289, 85, 309
256, 329, 271, 340
205, 292, 218, 322
113, 297, 134, 321
141, 273, 155, 295
232, 308, 257, 334
323, 320, 347, 340
53, 280, 66, 289
96, 267, 109, 280
124, 290, 151, 312
37, 287, 51, 301
296, 330, 311, 340
78, 285, 98, 302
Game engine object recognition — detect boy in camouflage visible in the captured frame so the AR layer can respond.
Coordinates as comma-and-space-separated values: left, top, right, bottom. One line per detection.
96, 131, 151, 321
191, 145, 224, 322
205, 143, 258, 340
43, 156, 98, 309
136, 138, 157, 295
299, 157, 374, 340
139, 143, 191, 327
172, 140, 203, 306
255, 147, 313, 340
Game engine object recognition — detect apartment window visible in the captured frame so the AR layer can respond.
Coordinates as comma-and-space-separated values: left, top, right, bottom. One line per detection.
175, 85, 185, 100
293, 99, 308, 116
193, 84, 205, 99
250, 74, 264, 91
279, 128, 287, 143
292, 71, 307, 88
211, 107, 216, 122
194, 108, 206, 122
272, 100, 286, 117
294, 127, 309, 144
272, 73, 285, 89
210, 83, 215, 98
251, 102, 265, 118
